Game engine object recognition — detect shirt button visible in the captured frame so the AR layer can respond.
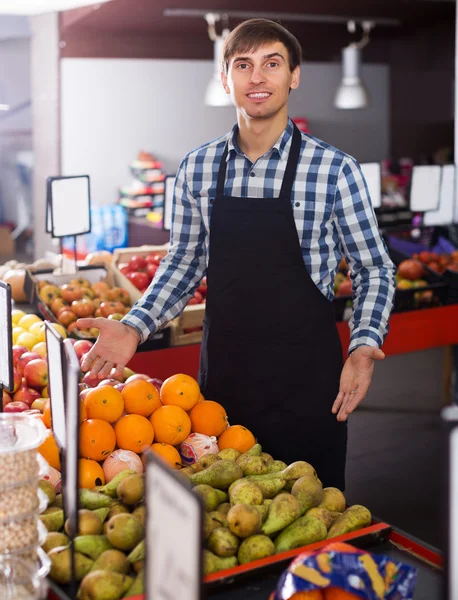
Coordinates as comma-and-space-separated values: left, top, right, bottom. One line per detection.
295, 202, 300, 207
250, 172, 256, 177
209, 198, 214, 204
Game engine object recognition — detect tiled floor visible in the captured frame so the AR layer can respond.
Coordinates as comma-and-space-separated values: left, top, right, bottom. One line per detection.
345, 346, 446, 550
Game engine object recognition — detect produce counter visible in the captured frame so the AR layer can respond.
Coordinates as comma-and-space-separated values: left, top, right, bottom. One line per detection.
129, 304, 458, 381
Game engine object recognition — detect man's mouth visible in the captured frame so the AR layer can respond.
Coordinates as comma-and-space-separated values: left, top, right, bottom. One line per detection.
246, 92, 272, 99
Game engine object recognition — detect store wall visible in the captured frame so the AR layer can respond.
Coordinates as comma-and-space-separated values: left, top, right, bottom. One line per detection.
61, 58, 389, 205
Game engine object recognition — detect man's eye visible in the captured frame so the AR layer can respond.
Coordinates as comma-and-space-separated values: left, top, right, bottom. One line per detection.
267, 62, 279, 68
236, 63, 249, 69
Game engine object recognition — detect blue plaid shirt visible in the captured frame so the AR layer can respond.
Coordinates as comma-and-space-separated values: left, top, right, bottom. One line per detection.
123, 119, 396, 352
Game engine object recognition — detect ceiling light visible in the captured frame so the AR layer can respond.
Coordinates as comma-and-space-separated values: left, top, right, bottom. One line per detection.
0, 1, 111, 16
0, 104, 10, 111
334, 21, 373, 110
204, 13, 232, 108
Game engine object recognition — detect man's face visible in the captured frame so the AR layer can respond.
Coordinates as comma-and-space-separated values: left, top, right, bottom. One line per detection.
221, 41, 300, 121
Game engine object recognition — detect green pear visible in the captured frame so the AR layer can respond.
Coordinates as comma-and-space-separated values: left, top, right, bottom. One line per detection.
282, 461, 317, 481
238, 535, 275, 564
275, 517, 328, 553
245, 474, 286, 499
203, 550, 238, 575
260, 452, 274, 465
216, 502, 231, 515
39, 507, 64, 532
208, 527, 240, 557
98, 470, 137, 499
208, 511, 228, 529
74, 535, 113, 560
107, 501, 130, 520
197, 454, 221, 469
38, 479, 56, 506
79, 489, 112, 510
106, 513, 144, 551
229, 479, 263, 506
244, 443, 262, 456
261, 493, 301, 536
327, 505, 371, 539
93, 507, 110, 524
236, 455, 271, 476
132, 560, 144, 574
227, 504, 261, 538
267, 460, 288, 474
116, 474, 144, 505
53, 493, 64, 508
192, 484, 228, 511
189, 460, 243, 490
77, 570, 133, 600
217, 448, 242, 461
131, 505, 146, 526
254, 504, 269, 524
291, 475, 323, 515
65, 509, 103, 537
306, 507, 333, 529
48, 545, 93, 584
90, 549, 129, 574
123, 568, 144, 598
318, 487, 346, 513
127, 539, 145, 563
203, 512, 216, 540
42, 531, 70, 554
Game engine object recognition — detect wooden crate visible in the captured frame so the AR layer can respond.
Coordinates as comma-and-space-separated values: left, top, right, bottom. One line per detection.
169, 304, 206, 346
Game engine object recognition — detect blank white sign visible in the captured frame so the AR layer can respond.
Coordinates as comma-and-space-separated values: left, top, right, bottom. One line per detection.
50, 176, 91, 238
163, 175, 175, 232
424, 165, 456, 226
360, 162, 382, 209
45, 323, 66, 449
410, 165, 441, 212
0, 283, 12, 391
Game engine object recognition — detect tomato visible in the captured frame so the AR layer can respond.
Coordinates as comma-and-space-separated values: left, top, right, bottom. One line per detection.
128, 255, 147, 271
106, 287, 125, 302
120, 265, 131, 276
127, 271, 151, 290
71, 298, 95, 318
100, 301, 125, 318
146, 263, 159, 279
117, 289, 131, 306
60, 284, 84, 303
197, 276, 207, 297
50, 297, 69, 315
193, 290, 203, 303
336, 280, 352, 297
57, 309, 78, 327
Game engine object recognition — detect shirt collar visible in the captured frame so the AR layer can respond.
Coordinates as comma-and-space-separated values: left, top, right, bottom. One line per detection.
226, 118, 294, 162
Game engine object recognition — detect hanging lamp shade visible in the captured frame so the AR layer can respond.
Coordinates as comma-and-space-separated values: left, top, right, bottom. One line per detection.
334, 45, 369, 110
205, 36, 232, 107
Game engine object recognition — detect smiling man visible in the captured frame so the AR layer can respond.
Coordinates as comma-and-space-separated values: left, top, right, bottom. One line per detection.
78, 18, 396, 489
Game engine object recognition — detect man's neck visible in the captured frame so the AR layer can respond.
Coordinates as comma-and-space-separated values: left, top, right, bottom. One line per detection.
237, 113, 289, 164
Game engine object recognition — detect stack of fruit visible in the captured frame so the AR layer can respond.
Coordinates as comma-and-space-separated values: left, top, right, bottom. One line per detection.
37, 278, 132, 337
117, 252, 167, 294
411, 249, 458, 274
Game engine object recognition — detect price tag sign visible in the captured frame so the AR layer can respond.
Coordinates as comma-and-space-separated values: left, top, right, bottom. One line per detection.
0, 282, 13, 394
145, 452, 203, 600
47, 175, 91, 238
163, 175, 176, 233
360, 162, 382, 210
63, 338, 80, 540
424, 165, 456, 227
45, 322, 66, 449
410, 165, 441, 212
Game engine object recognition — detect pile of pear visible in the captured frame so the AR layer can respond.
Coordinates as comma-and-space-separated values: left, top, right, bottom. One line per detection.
38, 470, 146, 600
180, 444, 372, 576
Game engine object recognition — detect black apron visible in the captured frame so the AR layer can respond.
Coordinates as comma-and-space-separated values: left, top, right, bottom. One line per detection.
199, 125, 347, 490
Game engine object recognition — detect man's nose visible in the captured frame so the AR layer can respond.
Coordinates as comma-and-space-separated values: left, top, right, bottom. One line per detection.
250, 65, 266, 85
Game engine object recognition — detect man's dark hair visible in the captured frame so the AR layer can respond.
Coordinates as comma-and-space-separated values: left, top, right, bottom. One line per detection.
221, 18, 303, 74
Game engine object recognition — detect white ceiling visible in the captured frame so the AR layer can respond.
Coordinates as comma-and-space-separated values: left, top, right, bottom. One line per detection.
0, 0, 111, 16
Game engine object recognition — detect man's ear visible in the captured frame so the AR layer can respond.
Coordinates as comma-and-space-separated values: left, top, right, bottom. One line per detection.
290, 65, 300, 90
221, 71, 230, 94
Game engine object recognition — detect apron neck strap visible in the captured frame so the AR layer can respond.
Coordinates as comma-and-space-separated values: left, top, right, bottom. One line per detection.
216, 122, 302, 199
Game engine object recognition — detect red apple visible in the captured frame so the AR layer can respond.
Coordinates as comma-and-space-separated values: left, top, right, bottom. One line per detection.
125, 374, 150, 384
79, 388, 92, 401
13, 387, 41, 407
98, 379, 119, 387
73, 340, 94, 361
12, 346, 28, 367
147, 378, 163, 393
17, 352, 42, 376
146, 263, 158, 279
79, 383, 89, 392
4, 401, 30, 413
82, 372, 101, 388
24, 359, 49, 390
2, 391, 11, 409
337, 281, 352, 297
114, 383, 126, 392
128, 255, 147, 271
12, 368, 22, 394
126, 271, 151, 291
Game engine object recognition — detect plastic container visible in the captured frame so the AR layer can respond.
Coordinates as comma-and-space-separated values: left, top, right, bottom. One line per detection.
0, 553, 49, 600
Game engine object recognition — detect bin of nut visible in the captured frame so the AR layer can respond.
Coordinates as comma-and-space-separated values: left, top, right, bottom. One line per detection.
0, 414, 49, 564
0, 553, 49, 600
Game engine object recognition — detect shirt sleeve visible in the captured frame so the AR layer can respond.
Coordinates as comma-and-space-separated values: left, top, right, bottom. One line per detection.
333, 156, 396, 353
121, 156, 207, 343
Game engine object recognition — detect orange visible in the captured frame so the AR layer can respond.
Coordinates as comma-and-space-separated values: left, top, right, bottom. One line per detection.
189, 400, 228, 437
291, 593, 324, 600
80, 419, 116, 461
150, 405, 191, 446
160, 374, 200, 411
79, 458, 105, 488
80, 399, 87, 423
115, 414, 155, 453
198, 393, 205, 403
38, 431, 61, 471
323, 542, 358, 554
217, 425, 256, 453
84, 386, 124, 423
148, 443, 182, 470
42, 399, 52, 429
121, 380, 161, 417
324, 589, 360, 600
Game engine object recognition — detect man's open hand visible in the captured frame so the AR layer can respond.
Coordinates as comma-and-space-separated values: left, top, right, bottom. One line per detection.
76, 318, 141, 379
332, 345, 385, 422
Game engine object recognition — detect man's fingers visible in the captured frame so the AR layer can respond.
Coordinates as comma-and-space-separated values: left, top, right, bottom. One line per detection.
113, 364, 126, 380
80, 348, 100, 372
98, 361, 114, 380
76, 318, 98, 330
332, 391, 344, 414
89, 356, 108, 378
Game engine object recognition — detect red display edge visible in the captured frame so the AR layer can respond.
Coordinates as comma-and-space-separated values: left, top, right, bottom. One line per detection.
388, 529, 443, 569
